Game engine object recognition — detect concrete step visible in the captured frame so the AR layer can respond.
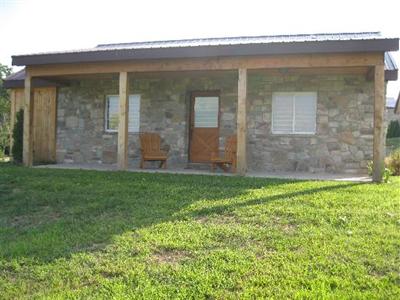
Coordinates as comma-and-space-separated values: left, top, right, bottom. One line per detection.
185, 162, 212, 171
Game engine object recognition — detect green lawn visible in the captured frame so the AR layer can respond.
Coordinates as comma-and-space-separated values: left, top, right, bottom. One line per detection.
0, 164, 399, 299
387, 137, 400, 151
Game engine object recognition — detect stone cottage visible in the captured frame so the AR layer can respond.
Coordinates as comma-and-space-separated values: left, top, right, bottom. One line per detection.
4, 32, 399, 182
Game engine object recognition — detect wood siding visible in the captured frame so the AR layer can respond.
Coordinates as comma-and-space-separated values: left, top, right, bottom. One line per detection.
10, 87, 57, 163
33, 88, 57, 163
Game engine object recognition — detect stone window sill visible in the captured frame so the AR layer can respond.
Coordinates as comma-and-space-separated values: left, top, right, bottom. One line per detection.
271, 133, 316, 137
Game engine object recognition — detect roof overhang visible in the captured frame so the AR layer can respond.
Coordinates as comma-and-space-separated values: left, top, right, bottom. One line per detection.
12, 38, 399, 66
3, 69, 62, 89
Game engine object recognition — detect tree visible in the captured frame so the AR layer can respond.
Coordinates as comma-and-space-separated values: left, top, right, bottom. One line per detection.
12, 109, 23, 162
387, 120, 400, 139
0, 63, 12, 156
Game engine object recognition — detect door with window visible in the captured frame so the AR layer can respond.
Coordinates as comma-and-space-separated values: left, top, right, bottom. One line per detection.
189, 92, 220, 162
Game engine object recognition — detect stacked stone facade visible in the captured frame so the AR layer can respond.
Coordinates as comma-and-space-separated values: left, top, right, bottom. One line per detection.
56, 71, 374, 174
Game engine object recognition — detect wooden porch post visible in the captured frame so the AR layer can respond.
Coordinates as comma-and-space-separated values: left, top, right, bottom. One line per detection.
23, 73, 34, 166
9, 90, 16, 155
117, 72, 129, 170
237, 68, 247, 175
372, 64, 385, 182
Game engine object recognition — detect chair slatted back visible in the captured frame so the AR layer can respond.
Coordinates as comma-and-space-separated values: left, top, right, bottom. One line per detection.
140, 133, 162, 155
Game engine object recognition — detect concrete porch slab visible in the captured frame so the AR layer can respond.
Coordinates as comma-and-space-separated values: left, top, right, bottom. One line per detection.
35, 163, 371, 182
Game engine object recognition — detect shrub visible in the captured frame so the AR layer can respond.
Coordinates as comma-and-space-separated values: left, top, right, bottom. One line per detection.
386, 120, 400, 139
385, 149, 400, 176
12, 109, 23, 163
367, 161, 392, 183
0, 122, 9, 157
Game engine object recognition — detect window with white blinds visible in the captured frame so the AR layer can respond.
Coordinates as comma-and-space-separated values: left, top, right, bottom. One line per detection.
105, 95, 141, 132
272, 92, 317, 134
194, 96, 219, 128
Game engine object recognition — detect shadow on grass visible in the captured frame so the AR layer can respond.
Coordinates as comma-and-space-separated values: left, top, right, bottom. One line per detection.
0, 164, 363, 262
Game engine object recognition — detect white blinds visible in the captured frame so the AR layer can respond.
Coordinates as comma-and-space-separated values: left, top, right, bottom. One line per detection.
272, 92, 316, 134
106, 96, 119, 131
271, 94, 293, 133
105, 95, 141, 132
194, 96, 219, 128
128, 95, 140, 133
294, 94, 316, 133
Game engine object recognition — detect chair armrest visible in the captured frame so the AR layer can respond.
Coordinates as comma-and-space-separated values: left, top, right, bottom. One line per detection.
211, 151, 220, 160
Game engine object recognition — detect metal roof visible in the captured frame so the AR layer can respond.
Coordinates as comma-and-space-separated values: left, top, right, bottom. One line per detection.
11, 32, 399, 66
3, 69, 59, 89
95, 32, 391, 50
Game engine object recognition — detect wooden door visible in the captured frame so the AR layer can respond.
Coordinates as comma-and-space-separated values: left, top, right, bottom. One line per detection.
33, 87, 57, 163
189, 92, 220, 162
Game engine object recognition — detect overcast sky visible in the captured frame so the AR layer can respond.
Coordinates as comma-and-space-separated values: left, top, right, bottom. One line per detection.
1, 0, 399, 98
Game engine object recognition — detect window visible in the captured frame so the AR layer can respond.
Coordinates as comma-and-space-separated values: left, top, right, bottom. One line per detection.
272, 92, 317, 134
105, 95, 141, 132
194, 96, 219, 128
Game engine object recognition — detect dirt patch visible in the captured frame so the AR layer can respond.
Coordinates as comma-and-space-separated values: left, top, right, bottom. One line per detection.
151, 249, 191, 265
195, 215, 210, 224
280, 223, 298, 234
9, 207, 62, 228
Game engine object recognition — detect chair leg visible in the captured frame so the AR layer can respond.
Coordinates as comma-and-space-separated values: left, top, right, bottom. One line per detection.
231, 162, 236, 173
140, 159, 145, 169
163, 160, 167, 169
211, 162, 215, 172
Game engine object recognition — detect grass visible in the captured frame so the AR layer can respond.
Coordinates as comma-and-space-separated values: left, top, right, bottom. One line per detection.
0, 164, 399, 299
387, 137, 400, 151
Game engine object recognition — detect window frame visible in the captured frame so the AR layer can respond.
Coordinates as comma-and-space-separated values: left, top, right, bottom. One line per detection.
271, 92, 317, 135
104, 94, 141, 133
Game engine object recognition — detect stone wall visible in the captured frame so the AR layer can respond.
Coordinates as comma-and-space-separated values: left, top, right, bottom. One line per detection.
247, 72, 374, 174
56, 71, 374, 174
56, 73, 237, 167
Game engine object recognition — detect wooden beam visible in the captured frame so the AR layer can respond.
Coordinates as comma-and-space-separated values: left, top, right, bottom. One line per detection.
117, 72, 129, 170
366, 67, 374, 81
237, 68, 247, 175
9, 90, 16, 154
28, 53, 382, 77
372, 64, 385, 182
23, 73, 34, 166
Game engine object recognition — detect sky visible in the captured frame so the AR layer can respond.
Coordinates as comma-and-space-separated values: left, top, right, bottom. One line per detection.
1, 0, 399, 98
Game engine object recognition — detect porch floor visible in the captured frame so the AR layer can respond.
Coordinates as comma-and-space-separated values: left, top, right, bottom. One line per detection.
35, 163, 371, 182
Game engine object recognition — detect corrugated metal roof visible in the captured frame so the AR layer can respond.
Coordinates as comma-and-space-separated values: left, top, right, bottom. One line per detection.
10, 31, 399, 68
4, 68, 25, 81
3, 68, 59, 89
385, 52, 397, 71
95, 32, 387, 51
13, 32, 393, 57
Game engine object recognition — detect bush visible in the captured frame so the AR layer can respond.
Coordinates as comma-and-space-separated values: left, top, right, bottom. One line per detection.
0, 122, 9, 156
387, 120, 400, 139
12, 109, 23, 163
385, 149, 400, 176
367, 161, 392, 183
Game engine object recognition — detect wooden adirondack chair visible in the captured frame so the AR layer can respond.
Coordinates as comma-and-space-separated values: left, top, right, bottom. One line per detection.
139, 133, 168, 169
210, 135, 237, 172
